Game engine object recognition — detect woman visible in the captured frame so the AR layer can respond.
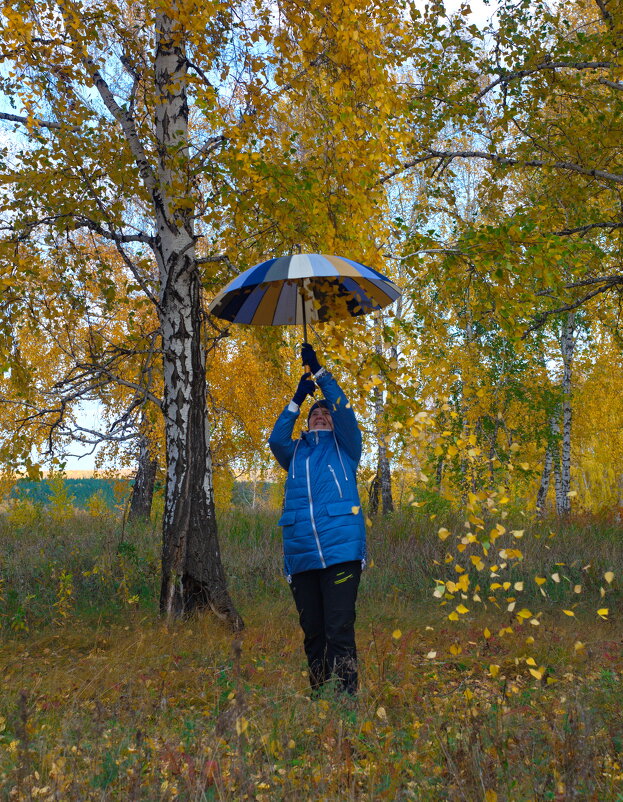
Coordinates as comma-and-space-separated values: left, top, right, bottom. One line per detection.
269, 343, 365, 695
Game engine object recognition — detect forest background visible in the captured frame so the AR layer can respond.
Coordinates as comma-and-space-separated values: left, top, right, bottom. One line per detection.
1, 0, 623, 799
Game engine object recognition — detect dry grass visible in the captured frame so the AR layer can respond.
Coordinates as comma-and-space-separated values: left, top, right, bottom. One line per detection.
1, 507, 622, 799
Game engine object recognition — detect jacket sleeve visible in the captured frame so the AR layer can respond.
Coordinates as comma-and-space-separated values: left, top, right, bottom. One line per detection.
268, 405, 299, 471
316, 370, 362, 464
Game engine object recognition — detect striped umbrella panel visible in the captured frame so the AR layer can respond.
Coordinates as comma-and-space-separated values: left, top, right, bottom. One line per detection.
210, 276, 399, 325
215, 254, 392, 291
207, 253, 401, 325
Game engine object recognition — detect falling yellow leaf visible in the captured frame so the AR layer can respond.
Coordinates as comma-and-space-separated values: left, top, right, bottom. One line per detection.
597, 608, 609, 619
574, 641, 585, 653
529, 667, 544, 680
526, 657, 537, 666
511, 529, 524, 538
392, 629, 402, 640
448, 611, 459, 621
351, 506, 360, 515
456, 604, 469, 615
514, 582, 524, 591
562, 609, 575, 617
376, 706, 387, 720
483, 627, 491, 639
425, 651, 437, 659
551, 573, 560, 583
573, 585, 582, 594
437, 527, 451, 541
566, 490, 577, 498
604, 571, 614, 584
489, 664, 500, 677
484, 790, 498, 802
361, 720, 374, 734
517, 608, 532, 619
535, 576, 547, 585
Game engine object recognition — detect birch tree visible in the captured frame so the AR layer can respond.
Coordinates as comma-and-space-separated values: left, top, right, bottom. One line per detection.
0, 0, 408, 623
0, 0, 246, 625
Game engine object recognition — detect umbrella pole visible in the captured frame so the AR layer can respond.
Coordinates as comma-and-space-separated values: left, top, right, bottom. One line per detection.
302, 291, 308, 344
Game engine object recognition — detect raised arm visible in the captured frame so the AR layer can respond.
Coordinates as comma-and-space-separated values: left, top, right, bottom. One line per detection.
268, 407, 298, 471
316, 369, 362, 463
268, 372, 315, 470
301, 343, 362, 464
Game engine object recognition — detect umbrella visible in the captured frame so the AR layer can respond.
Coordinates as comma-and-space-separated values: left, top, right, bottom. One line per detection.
207, 253, 401, 342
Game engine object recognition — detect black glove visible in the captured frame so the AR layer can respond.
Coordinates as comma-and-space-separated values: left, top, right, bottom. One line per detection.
301, 343, 321, 375
292, 372, 316, 406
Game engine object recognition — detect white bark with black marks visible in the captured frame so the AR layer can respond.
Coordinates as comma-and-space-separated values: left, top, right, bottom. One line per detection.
555, 312, 576, 517
536, 415, 559, 519
128, 434, 158, 522
369, 327, 393, 516
151, 11, 241, 626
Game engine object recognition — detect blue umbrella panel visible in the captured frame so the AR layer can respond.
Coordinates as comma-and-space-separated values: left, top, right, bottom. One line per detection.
208, 253, 401, 327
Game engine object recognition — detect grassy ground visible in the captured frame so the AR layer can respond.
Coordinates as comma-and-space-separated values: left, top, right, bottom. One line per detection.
1, 508, 622, 800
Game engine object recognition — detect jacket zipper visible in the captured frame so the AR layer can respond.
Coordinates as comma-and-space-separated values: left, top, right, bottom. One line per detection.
332, 432, 348, 481
291, 439, 300, 478
306, 456, 326, 568
328, 464, 343, 498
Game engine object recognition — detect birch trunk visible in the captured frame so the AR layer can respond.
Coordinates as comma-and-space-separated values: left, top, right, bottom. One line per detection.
556, 312, 576, 517
153, 12, 242, 627
372, 331, 393, 516
536, 416, 558, 519
128, 434, 158, 522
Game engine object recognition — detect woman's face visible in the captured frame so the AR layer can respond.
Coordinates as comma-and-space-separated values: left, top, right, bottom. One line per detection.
308, 407, 334, 431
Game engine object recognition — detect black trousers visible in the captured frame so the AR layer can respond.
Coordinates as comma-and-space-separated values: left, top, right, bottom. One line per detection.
290, 560, 362, 695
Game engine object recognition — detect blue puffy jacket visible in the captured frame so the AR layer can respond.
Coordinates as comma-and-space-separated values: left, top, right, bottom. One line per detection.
269, 369, 366, 578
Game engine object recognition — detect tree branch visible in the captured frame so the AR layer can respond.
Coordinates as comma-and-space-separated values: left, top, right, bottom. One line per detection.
534, 274, 623, 295
381, 148, 623, 186
84, 61, 159, 199
524, 277, 622, 336
196, 254, 239, 275
475, 61, 614, 101
74, 216, 153, 244
185, 57, 216, 91
0, 111, 73, 131
554, 221, 623, 236
384, 248, 464, 260
59, 5, 160, 206
598, 77, 623, 91
74, 167, 161, 309
191, 135, 227, 162
594, 0, 613, 26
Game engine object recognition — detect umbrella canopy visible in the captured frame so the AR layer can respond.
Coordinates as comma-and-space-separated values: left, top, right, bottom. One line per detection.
207, 253, 401, 330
